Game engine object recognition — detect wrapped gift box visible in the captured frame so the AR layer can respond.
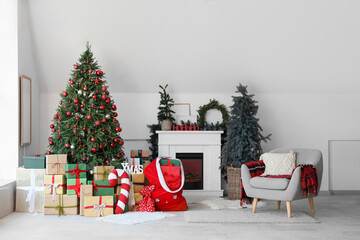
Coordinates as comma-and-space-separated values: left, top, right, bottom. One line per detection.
67, 178, 87, 197
46, 154, 67, 175
16, 168, 45, 213
65, 164, 87, 179
44, 194, 78, 215
23, 155, 45, 169
93, 166, 114, 181
84, 196, 113, 217
131, 174, 145, 193
130, 150, 149, 159
134, 193, 143, 205
44, 175, 66, 196
88, 180, 114, 196
80, 185, 93, 216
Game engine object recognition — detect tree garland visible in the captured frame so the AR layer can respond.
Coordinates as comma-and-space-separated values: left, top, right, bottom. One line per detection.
197, 99, 229, 129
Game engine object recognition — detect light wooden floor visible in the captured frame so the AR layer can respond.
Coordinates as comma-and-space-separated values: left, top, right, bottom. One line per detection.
0, 195, 359, 240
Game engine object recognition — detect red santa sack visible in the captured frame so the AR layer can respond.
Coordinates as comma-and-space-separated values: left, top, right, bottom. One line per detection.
144, 157, 188, 211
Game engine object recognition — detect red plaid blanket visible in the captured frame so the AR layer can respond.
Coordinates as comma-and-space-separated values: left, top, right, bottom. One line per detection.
240, 162, 318, 206
240, 160, 265, 206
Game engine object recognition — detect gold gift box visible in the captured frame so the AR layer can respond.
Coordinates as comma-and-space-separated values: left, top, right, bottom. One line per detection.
44, 194, 78, 215
93, 166, 115, 181
16, 168, 45, 213
84, 196, 113, 217
46, 154, 67, 175
130, 150, 149, 158
44, 175, 66, 195
134, 193, 143, 204
80, 185, 93, 216
132, 174, 145, 193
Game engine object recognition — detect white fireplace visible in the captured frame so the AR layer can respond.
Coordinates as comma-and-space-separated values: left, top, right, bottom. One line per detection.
157, 131, 223, 196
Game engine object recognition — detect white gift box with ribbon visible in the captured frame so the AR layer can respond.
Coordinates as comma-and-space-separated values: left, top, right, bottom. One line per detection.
16, 168, 45, 213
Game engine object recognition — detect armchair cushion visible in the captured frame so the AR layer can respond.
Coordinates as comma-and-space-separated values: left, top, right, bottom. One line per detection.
250, 177, 290, 190
260, 150, 296, 176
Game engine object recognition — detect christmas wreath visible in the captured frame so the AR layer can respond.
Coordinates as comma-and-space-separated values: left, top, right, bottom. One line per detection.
197, 99, 229, 129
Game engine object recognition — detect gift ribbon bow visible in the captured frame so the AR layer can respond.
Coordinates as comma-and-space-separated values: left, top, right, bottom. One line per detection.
89, 180, 113, 193
66, 164, 86, 178
84, 196, 113, 217
94, 166, 111, 179
44, 175, 65, 201
33, 154, 41, 159
44, 195, 77, 216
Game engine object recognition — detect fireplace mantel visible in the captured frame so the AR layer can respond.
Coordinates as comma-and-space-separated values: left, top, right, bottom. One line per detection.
157, 131, 223, 196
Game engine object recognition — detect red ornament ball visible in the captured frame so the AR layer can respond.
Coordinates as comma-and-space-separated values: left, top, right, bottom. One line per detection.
102, 119, 106, 123
99, 105, 104, 110
73, 125, 77, 128
112, 105, 117, 111
54, 114, 58, 119
66, 111, 71, 116
119, 140, 124, 146
87, 115, 92, 120
102, 86, 107, 92
70, 80, 74, 85
91, 104, 94, 108
95, 120, 101, 126
110, 143, 114, 147
62, 92, 68, 97
74, 65, 78, 69
105, 160, 110, 164
101, 95, 106, 100
67, 125, 70, 128
83, 86, 88, 91
80, 104, 84, 108
47, 151, 51, 155
83, 127, 87, 131
91, 137, 95, 142
74, 130, 77, 134
83, 70, 86, 73
65, 143, 70, 148
75, 117, 79, 120
52, 129, 56, 132
113, 118, 116, 122
48, 137, 52, 141
101, 129, 105, 132
78, 82, 82, 85
117, 154, 121, 158
105, 99, 110, 104
74, 99, 79, 104
93, 95, 97, 99
75, 76, 78, 79
96, 70, 103, 76
89, 69, 93, 73
57, 130, 61, 133
59, 100, 62, 104
50, 124, 54, 129
49, 141, 53, 145
58, 135, 62, 139
114, 138, 119, 143
99, 144, 103, 149
121, 152, 124, 156
119, 127, 122, 132
91, 147, 97, 152
114, 112, 118, 117
82, 157, 86, 161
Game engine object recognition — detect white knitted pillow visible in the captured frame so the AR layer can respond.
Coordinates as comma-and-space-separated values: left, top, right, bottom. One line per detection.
260, 151, 296, 176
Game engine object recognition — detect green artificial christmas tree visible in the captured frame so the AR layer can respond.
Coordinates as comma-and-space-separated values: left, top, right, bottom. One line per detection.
222, 84, 271, 169
47, 43, 125, 170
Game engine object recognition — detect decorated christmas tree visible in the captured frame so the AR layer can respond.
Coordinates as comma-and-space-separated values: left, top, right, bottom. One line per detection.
47, 43, 125, 170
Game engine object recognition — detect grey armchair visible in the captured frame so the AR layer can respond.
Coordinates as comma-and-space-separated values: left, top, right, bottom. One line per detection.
241, 148, 323, 218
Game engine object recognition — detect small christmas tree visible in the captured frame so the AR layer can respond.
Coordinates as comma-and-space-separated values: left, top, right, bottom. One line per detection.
47, 43, 125, 170
222, 84, 271, 169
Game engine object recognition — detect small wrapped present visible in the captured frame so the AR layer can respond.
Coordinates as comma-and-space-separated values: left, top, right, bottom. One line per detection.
131, 174, 145, 193
44, 194, 78, 216
88, 180, 114, 196
46, 154, 67, 175
80, 185, 93, 216
93, 166, 114, 181
67, 178, 87, 197
16, 168, 45, 213
131, 150, 149, 159
44, 175, 66, 199
65, 164, 87, 179
136, 185, 155, 212
23, 155, 45, 169
84, 196, 113, 217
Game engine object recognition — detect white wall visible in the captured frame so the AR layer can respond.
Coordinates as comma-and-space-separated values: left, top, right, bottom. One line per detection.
0, 0, 19, 180
39, 91, 360, 191
18, 0, 41, 166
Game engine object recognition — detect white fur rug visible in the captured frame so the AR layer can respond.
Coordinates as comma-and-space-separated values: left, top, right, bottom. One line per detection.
185, 210, 320, 224
199, 198, 268, 210
96, 212, 175, 225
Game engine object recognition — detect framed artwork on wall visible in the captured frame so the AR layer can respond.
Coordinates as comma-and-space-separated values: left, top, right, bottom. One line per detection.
20, 74, 31, 146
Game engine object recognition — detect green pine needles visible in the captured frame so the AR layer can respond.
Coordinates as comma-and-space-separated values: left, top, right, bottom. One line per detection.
47, 43, 125, 171
157, 84, 175, 122
221, 83, 271, 170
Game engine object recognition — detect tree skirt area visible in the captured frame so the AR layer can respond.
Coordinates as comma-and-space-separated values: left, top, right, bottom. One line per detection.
96, 212, 175, 225
184, 209, 320, 224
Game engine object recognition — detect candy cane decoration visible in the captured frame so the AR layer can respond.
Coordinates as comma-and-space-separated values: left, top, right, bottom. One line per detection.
108, 169, 130, 214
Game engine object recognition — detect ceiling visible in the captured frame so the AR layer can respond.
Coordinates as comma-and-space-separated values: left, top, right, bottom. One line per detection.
26, 0, 360, 94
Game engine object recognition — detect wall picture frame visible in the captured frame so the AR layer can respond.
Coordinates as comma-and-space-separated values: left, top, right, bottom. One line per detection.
20, 74, 31, 146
